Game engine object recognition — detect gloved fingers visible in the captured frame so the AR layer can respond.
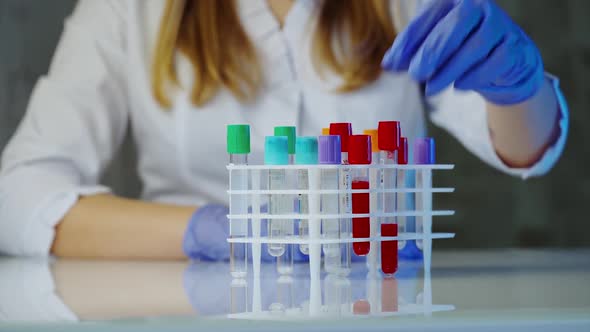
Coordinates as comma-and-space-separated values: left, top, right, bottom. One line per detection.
409, 0, 483, 82
454, 38, 514, 91
455, 35, 543, 105
424, 8, 504, 96
382, 0, 455, 71
183, 230, 201, 260
494, 35, 543, 89
203, 218, 231, 261
184, 204, 231, 261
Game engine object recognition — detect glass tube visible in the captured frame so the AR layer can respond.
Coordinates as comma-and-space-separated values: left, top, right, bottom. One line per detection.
351, 167, 371, 256
322, 167, 343, 274
268, 168, 288, 257
415, 169, 431, 251
338, 153, 352, 275
277, 163, 295, 275
298, 168, 310, 255
380, 150, 398, 275
229, 154, 248, 278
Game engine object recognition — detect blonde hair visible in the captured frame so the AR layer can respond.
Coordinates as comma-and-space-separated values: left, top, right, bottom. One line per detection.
152, 0, 395, 108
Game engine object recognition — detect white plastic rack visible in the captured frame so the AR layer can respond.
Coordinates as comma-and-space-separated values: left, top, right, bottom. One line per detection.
226, 163, 454, 318
227, 163, 454, 277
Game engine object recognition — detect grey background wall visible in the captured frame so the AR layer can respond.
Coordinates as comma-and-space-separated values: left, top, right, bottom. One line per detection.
1, 0, 588, 248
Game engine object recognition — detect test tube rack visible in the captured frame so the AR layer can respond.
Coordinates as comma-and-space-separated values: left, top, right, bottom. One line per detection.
227, 162, 454, 276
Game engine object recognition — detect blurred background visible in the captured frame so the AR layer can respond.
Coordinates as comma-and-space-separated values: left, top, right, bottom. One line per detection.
0, 0, 588, 249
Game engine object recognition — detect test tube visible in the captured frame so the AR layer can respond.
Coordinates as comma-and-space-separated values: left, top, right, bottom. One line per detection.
274, 127, 296, 275
396, 137, 409, 251
377, 121, 400, 275
274, 127, 296, 165
319, 136, 349, 275
329, 123, 353, 273
227, 124, 250, 279
414, 138, 435, 251
363, 129, 381, 271
295, 137, 319, 255
329, 122, 352, 163
348, 135, 372, 256
265, 136, 290, 258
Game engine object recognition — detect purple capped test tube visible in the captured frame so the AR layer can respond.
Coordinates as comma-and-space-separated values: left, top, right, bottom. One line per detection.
414, 137, 435, 251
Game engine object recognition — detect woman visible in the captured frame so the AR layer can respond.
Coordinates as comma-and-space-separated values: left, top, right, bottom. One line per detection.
0, 0, 568, 259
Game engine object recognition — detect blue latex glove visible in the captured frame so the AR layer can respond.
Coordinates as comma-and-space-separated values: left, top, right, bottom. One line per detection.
183, 204, 231, 261
382, 0, 544, 105
183, 203, 309, 262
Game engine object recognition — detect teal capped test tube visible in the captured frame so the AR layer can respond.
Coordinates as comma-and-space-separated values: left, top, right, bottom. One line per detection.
295, 136, 318, 255
274, 126, 296, 164
227, 124, 250, 279
265, 136, 291, 275
273, 127, 297, 275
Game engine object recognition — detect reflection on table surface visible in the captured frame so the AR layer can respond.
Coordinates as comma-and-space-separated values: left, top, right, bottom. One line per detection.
1, 249, 589, 326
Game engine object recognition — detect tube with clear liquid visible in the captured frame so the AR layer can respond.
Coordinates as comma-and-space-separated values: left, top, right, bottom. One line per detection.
318, 135, 349, 275
274, 127, 296, 275
227, 124, 250, 279
415, 171, 425, 251
297, 168, 309, 255
328, 125, 353, 276
363, 129, 381, 271
414, 138, 435, 252
295, 136, 318, 256
396, 137, 409, 252
337, 153, 352, 275
276, 159, 294, 274
321, 167, 341, 272
265, 136, 290, 258
268, 168, 289, 258
229, 154, 249, 278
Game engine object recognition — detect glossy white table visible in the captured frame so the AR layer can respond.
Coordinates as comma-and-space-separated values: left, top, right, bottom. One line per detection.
1, 249, 589, 331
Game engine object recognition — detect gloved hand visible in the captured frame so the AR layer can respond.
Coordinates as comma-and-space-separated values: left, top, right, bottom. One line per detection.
382, 0, 544, 105
183, 203, 309, 262
183, 204, 231, 261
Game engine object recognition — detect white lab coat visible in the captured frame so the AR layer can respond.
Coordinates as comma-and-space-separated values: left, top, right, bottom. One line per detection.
0, 0, 568, 256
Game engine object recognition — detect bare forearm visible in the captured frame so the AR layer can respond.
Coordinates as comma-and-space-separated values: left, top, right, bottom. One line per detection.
51, 194, 195, 260
486, 77, 560, 168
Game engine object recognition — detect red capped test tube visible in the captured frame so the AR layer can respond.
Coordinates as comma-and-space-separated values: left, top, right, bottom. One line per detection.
380, 137, 408, 275
378, 121, 401, 275
348, 135, 372, 256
